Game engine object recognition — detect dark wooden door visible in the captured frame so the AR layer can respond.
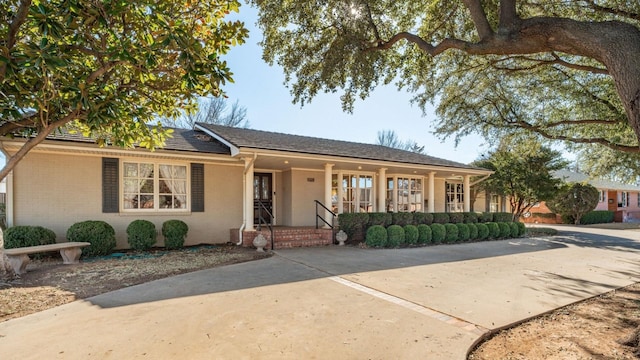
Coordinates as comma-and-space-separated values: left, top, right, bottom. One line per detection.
254, 173, 273, 225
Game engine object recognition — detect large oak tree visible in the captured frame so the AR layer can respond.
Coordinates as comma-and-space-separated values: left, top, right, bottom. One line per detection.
253, 0, 640, 155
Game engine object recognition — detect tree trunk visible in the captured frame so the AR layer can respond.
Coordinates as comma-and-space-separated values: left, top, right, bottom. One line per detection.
0, 227, 16, 281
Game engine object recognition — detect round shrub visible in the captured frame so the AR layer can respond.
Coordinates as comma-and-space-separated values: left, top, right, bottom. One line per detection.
467, 223, 478, 240
456, 223, 470, 242
404, 225, 419, 245
486, 222, 500, 239
162, 220, 189, 250
126, 220, 157, 251
5, 225, 56, 249
476, 223, 489, 240
498, 222, 512, 238
417, 224, 432, 244
516, 222, 527, 237
365, 225, 388, 247
509, 222, 519, 239
430, 223, 445, 244
444, 223, 459, 243
386, 225, 405, 248
66, 221, 116, 257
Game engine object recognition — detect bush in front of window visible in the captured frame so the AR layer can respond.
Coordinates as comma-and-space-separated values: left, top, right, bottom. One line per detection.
462, 212, 478, 223
404, 225, 419, 245
162, 220, 189, 250
365, 225, 387, 247
392, 212, 414, 226
126, 220, 157, 251
338, 213, 370, 242
515, 222, 526, 237
456, 223, 470, 242
476, 223, 489, 240
413, 212, 431, 225
486, 222, 500, 239
386, 225, 405, 248
448, 213, 464, 224
417, 224, 432, 244
367, 212, 392, 227
430, 223, 445, 243
493, 212, 513, 222
5, 225, 57, 249
444, 223, 459, 243
478, 212, 494, 223
66, 221, 116, 257
498, 222, 511, 238
432, 213, 450, 224
467, 223, 478, 240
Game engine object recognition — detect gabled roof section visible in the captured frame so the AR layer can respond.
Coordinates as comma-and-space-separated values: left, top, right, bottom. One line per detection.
554, 169, 640, 192
43, 127, 231, 155
196, 123, 485, 170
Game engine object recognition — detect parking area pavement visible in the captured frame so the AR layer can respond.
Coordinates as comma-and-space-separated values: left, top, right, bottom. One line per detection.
1, 225, 639, 359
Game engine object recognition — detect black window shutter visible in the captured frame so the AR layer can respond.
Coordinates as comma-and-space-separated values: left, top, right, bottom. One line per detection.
191, 163, 204, 212
102, 158, 119, 213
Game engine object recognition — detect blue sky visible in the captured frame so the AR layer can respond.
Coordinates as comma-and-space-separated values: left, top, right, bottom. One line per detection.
220, 4, 489, 164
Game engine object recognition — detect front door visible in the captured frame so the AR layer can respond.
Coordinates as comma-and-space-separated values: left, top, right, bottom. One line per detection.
254, 173, 273, 225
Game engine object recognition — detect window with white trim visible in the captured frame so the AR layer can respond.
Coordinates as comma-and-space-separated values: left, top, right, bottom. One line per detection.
489, 194, 499, 213
331, 173, 374, 213
387, 177, 423, 212
619, 192, 629, 208
123, 161, 188, 211
446, 182, 464, 213
599, 190, 606, 203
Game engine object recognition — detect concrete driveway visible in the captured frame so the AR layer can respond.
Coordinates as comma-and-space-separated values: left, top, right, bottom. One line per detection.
1, 225, 639, 359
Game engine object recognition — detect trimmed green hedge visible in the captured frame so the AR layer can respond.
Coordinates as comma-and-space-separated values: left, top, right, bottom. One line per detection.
67, 220, 116, 257
338, 213, 370, 242
498, 222, 512, 238
463, 212, 478, 223
162, 220, 189, 250
365, 225, 387, 247
478, 212, 494, 223
486, 222, 500, 239
456, 223, 470, 242
386, 225, 405, 247
449, 213, 464, 224
493, 212, 513, 222
392, 212, 414, 226
444, 223, 458, 243
5, 225, 56, 249
476, 223, 489, 240
404, 225, 419, 245
431, 223, 445, 243
432, 213, 450, 224
417, 224, 432, 244
126, 220, 157, 251
516, 222, 526, 237
367, 212, 392, 227
580, 210, 615, 225
413, 212, 434, 225
467, 223, 478, 240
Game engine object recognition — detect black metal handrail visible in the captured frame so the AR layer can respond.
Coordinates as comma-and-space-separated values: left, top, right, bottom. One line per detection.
255, 201, 275, 250
314, 200, 336, 230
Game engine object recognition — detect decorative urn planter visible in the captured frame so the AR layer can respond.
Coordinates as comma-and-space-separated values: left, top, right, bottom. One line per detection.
253, 234, 268, 252
336, 230, 348, 246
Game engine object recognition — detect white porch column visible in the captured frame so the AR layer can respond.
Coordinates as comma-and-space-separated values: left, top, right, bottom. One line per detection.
377, 168, 387, 212
463, 175, 471, 212
428, 172, 435, 213
324, 163, 334, 228
337, 172, 344, 214
243, 157, 255, 231
6, 171, 13, 227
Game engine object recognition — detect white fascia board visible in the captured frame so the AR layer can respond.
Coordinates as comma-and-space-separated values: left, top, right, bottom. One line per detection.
194, 124, 240, 156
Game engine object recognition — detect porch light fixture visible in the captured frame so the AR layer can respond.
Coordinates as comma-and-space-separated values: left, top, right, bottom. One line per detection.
357, 166, 362, 170
284, 160, 289, 164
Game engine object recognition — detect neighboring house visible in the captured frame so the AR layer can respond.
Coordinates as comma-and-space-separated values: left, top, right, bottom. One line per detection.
1, 123, 492, 249
524, 169, 640, 223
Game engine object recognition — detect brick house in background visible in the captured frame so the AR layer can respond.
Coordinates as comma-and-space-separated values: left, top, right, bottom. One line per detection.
523, 169, 640, 224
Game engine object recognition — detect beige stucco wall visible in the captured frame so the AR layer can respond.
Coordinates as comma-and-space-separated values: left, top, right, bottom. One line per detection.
289, 169, 324, 226
11, 151, 243, 248
280, 170, 293, 226
433, 178, 446, 212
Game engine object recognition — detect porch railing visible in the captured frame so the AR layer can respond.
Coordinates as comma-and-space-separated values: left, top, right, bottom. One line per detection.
255, 201, 275, 250
315, 200, 337, 243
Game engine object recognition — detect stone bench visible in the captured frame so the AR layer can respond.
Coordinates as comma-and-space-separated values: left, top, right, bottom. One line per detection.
4, 242, 91, 275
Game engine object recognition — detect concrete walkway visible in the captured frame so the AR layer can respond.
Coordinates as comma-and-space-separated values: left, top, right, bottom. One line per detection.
1, 225, 639, 359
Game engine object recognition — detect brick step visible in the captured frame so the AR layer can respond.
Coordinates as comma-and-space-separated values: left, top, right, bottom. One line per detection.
274, 238, 333, 249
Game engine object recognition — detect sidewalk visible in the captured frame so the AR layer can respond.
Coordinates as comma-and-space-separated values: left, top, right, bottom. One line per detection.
1, 226, 638, 359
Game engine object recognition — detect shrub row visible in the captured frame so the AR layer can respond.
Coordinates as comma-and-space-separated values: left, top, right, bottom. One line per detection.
4, 219, 189, 256
365, 222, 526, 248
579, 210, 615, 225
340, 212, 515, 242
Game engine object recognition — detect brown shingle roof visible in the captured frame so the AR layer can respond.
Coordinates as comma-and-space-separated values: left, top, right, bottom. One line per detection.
197, 123, 483, 170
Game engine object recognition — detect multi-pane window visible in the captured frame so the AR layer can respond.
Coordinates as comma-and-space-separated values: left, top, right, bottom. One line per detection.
332, 173, 374, 213
490, 194, 499, 213
619, 192, 629, 208
123, 162, 188, 211
446, 182, 464, 213
599, 190, 606, 203
387, 177, 422, 212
